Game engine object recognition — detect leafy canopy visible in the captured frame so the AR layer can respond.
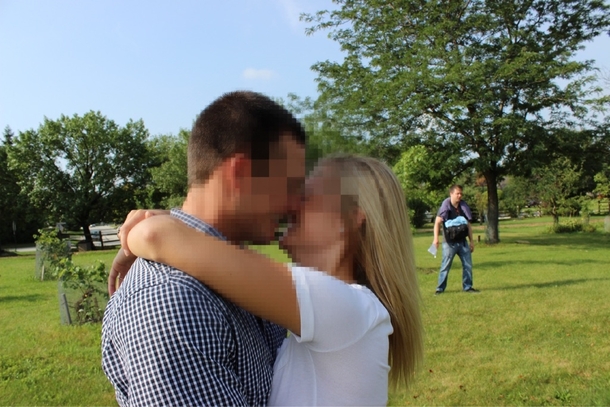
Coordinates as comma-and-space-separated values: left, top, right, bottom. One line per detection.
8, 111, 151, 246
303, 0, 610, 242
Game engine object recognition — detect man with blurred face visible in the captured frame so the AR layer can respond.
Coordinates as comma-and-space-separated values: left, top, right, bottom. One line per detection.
102, 91, 306, 406
432, 184, 479, 295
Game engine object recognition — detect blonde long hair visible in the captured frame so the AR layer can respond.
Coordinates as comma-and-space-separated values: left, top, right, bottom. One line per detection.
320, 154, 424, 389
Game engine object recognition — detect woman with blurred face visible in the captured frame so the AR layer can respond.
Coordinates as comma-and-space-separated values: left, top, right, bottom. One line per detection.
120, 155, 423, 406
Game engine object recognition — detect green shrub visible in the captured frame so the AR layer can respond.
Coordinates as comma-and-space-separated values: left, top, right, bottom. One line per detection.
407, 197, 430, 228
34, 229, 72, 280
58, 259, 108, 324
36, 228, 108, 324
547, 219, 597, 234
548, 219, 583, 233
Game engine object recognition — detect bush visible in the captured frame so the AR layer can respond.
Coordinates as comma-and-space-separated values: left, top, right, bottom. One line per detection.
36, 228, 108, 324
547, 219, 597, 234
407, 197, 430, 228
58, 260, 108, 324
557, 198, 582, 217
34, 229, 71, 280
548, 220, 582, 233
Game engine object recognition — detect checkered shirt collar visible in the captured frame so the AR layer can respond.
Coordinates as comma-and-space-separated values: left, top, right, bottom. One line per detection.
170, 208, 227, 242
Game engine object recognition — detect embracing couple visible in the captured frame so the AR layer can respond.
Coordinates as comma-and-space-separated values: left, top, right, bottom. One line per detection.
101, 91, 424, 406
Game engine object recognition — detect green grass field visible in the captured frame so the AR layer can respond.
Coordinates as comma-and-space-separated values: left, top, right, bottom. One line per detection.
0, 217, 608, 406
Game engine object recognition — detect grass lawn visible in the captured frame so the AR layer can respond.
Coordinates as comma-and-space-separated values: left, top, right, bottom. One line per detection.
0, 217, 609, 406
0, 250, 119, 406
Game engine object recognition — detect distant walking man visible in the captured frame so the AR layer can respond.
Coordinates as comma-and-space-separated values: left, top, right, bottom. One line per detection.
432, 185, 479, 294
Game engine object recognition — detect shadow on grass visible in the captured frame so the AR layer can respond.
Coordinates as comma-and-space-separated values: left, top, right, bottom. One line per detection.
417, 267, 437, 275
502, 232, 610, 250
0, 294, 46, 303
484, 277, 609, 291
477, 258, 603, 270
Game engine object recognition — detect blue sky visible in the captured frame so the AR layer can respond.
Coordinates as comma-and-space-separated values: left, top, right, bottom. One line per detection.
1, 0, 608, 138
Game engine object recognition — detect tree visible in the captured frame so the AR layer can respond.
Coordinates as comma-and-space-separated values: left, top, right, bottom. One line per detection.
599, 66, 610, 89
594, 164, 610, 213
498, 124, 610, 219
8, 112, 152, 249
542, 125, 610, 193
533, 157, 582, 224
590, 121, 610, 214
3, 125, 14, 146
392, 145, 455, 227
499, 176, 533, 218
0, 126, 40, 251
145, 129, 189, 209
594, 166, 610, 197
279, 94, 364, 170
0, 127, 20, 251
303, 0, 610, 243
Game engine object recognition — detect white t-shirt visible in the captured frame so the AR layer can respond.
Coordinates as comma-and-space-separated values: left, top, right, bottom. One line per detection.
268, 265, 393, 406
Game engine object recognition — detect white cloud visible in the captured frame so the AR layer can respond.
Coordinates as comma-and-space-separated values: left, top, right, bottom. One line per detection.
242, 68, 276, 81
276, 0, 302, 32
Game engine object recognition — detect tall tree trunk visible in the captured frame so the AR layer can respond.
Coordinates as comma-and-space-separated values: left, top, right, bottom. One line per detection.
82, 223, 95, 251
547, 197, 559, 225
484, 171, 500, 243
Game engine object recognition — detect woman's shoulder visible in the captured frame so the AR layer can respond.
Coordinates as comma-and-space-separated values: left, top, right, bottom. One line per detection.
290, 264, 390, 323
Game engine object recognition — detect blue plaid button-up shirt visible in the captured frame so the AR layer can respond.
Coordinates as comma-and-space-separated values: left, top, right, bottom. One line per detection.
102, 209, 286, 406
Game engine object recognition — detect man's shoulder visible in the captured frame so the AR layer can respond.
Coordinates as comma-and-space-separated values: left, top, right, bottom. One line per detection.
124, 258, 219, 295
437, 198, 452, 217
106, 259, 237, 324
101, 258, 282, 407
440, 198, 452, 207
104, 258, 285, 342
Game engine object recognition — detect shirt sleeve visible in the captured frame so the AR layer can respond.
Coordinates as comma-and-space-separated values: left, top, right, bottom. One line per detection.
117, 283, 249, 407
461, 202, 473, 222
290, 265, 391, 352
436, 199, 450, 221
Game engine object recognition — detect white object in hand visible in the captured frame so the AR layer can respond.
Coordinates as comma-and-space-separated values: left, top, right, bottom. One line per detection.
428, 244, 437, 258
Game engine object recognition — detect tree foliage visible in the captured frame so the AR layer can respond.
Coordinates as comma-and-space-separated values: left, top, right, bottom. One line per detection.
498, 177, 534, 218
303, 0, 610, 243
0, 126, 41, 249
145, 129, 189, 209
280, 94, 364, 170
0, 127, 19, 250
533, 157, 583, 224
8, 111, 152, 248
392, 145, 451, 227
594, 164, 610, 200
541, 125, 610, 193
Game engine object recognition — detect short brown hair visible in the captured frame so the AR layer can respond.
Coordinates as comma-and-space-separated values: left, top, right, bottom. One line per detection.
188, 91, 306, 185
449, 184, 463, 194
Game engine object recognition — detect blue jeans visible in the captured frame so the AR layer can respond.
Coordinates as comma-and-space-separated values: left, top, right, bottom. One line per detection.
436, 240, 473, 292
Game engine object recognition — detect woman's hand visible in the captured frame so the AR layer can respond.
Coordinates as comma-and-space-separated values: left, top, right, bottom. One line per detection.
108, 209, 170, 295
108, 249, 137, 295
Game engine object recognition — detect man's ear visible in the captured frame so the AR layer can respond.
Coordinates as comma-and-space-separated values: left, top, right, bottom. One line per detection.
222, 154, 251, 194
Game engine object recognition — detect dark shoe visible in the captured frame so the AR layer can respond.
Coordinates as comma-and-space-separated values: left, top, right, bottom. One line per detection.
464, 288, 480, 293
435, 290, 443, 295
